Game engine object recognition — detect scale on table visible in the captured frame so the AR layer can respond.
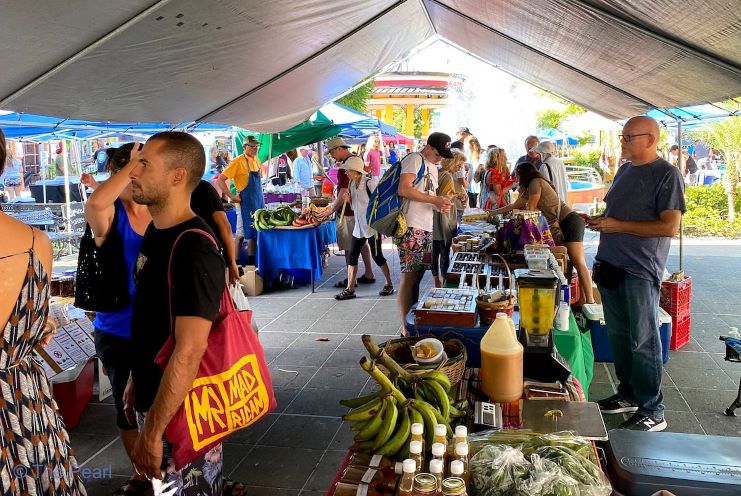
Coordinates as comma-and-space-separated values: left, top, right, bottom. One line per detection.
515, 268, 571, 383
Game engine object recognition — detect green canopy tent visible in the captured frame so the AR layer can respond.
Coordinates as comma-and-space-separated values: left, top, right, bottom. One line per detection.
254, 110, 341, 163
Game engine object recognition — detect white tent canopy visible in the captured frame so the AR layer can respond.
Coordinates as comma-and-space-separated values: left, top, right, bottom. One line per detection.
1, 0, 739, 132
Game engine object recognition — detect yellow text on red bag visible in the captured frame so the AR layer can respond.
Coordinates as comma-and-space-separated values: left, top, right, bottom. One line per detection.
183, 354, 270, 451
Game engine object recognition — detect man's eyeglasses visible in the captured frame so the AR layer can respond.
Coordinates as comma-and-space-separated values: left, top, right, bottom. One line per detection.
619, 133, 651, 143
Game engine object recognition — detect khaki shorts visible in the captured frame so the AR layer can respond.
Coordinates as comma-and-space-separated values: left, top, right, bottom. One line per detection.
336, 216, 356, 251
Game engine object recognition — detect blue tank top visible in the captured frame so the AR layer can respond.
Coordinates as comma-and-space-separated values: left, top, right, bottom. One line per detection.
93, 200, 144, 338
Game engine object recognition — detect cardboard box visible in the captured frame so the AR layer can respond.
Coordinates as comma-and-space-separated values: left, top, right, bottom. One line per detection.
240, 265, 263, 296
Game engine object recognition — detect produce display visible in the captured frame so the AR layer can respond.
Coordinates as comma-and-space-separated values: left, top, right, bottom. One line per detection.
466, 430, 611, 496
251, 204, 331, 231
338, 336, 469, 458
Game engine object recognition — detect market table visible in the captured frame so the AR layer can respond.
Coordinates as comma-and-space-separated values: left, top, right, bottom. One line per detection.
326, 363, 596, 496
256, 220, 336, 292
405, 309, 594, 396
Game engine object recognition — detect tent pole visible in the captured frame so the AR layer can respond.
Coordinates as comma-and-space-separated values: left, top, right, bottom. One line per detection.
379, 130, 388, 169
267, 134, 272, 186
677, 120, 684, 273
62, 140, 72, 234
43, 143, 48, 204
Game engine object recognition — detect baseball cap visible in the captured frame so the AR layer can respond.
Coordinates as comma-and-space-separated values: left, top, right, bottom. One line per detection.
457, 126, 471, 135
427, 132, 454, 159
530, 141, 556, 155
326, 136, 350, 151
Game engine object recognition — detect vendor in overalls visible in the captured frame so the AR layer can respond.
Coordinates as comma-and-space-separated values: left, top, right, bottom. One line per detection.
216, 135, 264, 265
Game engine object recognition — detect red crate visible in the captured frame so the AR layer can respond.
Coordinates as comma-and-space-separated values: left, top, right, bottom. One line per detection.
660, 276, 692, 316
670, 310, 691, 350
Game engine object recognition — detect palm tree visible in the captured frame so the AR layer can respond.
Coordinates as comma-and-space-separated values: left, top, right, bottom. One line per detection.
699, 114, 741, 222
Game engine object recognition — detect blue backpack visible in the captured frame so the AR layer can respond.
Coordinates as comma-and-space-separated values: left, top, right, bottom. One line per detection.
366, 153, 426, 236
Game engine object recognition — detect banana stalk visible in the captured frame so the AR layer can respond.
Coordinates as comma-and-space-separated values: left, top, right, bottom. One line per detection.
359, 357, 407, 404
361, 335, 409, 379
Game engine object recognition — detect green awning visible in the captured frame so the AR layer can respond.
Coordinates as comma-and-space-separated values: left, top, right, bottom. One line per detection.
250, 111, 341, 163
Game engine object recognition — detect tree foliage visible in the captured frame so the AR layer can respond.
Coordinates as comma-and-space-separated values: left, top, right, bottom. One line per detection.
696, 113, 741, 221
335, 82, 375, 113
535, 103, 586, 131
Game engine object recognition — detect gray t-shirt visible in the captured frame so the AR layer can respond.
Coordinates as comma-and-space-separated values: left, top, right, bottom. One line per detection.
595, 158, 686, 283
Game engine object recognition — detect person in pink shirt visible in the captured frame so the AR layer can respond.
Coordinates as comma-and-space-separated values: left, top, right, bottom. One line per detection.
364, 136, 383, 180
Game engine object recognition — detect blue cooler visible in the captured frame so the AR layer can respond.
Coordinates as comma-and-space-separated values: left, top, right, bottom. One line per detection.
582, 304, 671, 364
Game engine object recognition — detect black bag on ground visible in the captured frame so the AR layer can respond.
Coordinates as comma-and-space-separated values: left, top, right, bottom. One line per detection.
592, 259, 627, 289
74, 205, 130, 312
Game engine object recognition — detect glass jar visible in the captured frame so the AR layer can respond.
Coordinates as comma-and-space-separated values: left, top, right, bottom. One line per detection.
441, 477, 467, 495
412, 473, 440, 495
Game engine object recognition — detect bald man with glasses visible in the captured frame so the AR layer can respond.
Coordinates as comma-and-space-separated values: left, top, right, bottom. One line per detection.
587, 116, 686, 432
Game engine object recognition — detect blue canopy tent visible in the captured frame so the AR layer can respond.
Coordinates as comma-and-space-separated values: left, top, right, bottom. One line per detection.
537, 128, 578, 146
0, 112, 233, 141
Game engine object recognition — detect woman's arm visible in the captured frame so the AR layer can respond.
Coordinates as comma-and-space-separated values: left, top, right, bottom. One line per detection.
526, 191, 541, 211
84, 148, 141, 239
489, 194, 526, 214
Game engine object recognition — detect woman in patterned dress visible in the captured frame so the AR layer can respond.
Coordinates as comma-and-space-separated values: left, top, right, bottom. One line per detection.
0, 129, 87, 495
483, 146, 513, 210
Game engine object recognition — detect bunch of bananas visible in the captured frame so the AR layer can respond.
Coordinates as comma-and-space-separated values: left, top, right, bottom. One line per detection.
340, 355, 469, 458
252, 206, 297, 231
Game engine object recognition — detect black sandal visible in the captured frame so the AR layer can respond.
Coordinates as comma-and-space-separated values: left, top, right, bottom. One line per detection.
113, 479, 151, 496
222, 479, 247, 496
334, 278, 358, 288
379, 285, 395, 296
357, 275, 376, 284
335, 288, 357, 300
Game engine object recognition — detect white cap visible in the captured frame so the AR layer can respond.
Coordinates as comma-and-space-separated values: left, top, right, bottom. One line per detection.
395, 462, 404, 475
402, 459, 417, 474
496, 312, 508, 319
409, 440, 423, 454
434, 424, 447, 437
431, 442, 445, 457
455, 443, 469, 456
411, 423, 424, 436
429, 459, 444, 475
450, 460, 464, 476
454, 425, 468, 438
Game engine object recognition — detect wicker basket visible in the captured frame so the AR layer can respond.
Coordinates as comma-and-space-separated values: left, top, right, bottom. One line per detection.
477, 254, 515, 324
377, 336, 467, 386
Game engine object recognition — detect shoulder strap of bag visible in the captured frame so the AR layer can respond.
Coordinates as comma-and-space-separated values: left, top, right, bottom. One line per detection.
400, 153, 427, 215
166, 228, 221, 336
543, 161, 554, 183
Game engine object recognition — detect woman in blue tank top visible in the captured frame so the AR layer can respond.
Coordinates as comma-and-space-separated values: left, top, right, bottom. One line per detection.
83, 143, 153, 495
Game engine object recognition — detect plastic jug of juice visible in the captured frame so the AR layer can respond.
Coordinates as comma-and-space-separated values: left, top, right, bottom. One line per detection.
480, 313, 524, 402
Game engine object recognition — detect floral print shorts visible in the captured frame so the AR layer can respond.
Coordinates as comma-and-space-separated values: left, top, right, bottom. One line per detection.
394, 227, 432, 273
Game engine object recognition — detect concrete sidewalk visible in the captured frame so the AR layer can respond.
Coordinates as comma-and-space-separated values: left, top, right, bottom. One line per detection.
60, 237, 740, 495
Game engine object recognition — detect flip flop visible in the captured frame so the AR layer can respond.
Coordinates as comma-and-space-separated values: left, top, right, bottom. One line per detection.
357, 275, 376, 284
379, 285, 395, 296
222, 479, 247, 496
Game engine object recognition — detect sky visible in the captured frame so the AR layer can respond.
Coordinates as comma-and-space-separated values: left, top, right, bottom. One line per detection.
395, 39, 618, 161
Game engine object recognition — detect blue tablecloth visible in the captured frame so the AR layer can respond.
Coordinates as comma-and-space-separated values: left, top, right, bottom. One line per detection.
256, 220, 336, 284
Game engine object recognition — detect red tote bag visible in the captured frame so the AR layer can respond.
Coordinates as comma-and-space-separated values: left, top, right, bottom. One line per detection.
155, 229, 276, 469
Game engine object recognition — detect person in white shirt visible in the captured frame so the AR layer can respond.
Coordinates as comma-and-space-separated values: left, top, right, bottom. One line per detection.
396, 132, 454, 335
529, 141, 570, 204
335, 156, 394, 301
293, 147, 314, 195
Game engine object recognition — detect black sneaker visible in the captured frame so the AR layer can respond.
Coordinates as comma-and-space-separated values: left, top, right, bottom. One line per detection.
597, 394, 639, 414
619, 412, 667, 432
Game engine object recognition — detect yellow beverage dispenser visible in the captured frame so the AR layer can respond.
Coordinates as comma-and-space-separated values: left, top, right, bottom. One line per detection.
514, 269, 571, 382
